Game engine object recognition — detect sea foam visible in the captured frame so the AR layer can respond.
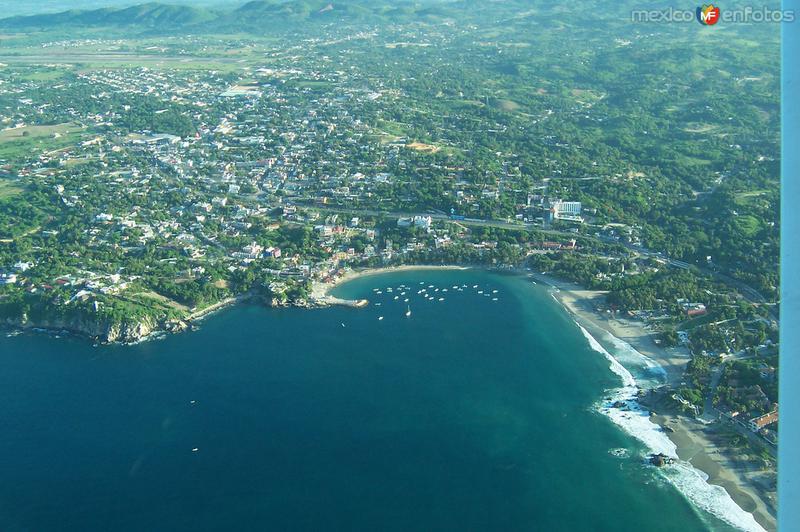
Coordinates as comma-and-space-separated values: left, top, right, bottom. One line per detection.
576, 323, 767, 532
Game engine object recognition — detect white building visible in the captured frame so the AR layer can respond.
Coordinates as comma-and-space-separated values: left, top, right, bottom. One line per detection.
397, 216, 432, 230
548, 200, 583, 223
550, 200, 582, 217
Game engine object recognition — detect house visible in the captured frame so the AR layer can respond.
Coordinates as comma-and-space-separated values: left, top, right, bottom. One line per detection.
749, 407, 778, 432
685, 303, 707, 317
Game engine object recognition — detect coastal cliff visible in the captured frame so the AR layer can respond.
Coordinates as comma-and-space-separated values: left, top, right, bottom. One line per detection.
2, 313, 179, 344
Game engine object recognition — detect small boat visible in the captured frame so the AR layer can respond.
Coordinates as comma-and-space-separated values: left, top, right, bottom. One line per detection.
404, 298, 409, 302
378, 316, 384, 321
341, 323, 346, 328
478, 290, 484, 294
394, 296, 399, 300
405, 306, 412, 317
192, 448, 199, 452
438, 298, 445, 302
492, 298, 499, 301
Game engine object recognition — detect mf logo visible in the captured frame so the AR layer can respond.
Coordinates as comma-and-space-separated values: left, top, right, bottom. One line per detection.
697, 4, 721, 25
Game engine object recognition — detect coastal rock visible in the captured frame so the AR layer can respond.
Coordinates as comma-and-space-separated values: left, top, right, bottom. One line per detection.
649, 453, 676, 467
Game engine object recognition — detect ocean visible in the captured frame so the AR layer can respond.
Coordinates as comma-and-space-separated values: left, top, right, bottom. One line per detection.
0, 270, 756, 531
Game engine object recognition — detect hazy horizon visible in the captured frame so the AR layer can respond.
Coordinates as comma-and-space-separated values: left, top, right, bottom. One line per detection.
0, 0, 246, 18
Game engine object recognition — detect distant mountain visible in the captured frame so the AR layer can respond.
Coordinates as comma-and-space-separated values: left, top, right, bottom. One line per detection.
0, 0, 526, 32
0, 2, 217, 30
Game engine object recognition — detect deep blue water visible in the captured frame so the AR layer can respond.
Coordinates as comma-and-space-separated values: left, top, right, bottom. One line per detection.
0, 270, 726, 531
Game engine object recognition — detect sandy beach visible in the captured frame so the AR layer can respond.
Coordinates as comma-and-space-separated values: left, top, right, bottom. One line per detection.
310, 265, 471, 303
654, 411, 777, 531
530, 272, 777, 531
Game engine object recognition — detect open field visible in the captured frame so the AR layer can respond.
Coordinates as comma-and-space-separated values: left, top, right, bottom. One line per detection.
406, 141, 440, 154
0, 123, 87, 160
17, 69, 71, 81
0, 53, 259, 72
0, 122, 83, 143
0, 180, 24, 199
134, 291, 191, 313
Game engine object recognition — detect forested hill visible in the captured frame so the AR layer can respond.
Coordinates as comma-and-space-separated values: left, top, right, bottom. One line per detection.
0, 3, 217, 30
0, 0, 627, 33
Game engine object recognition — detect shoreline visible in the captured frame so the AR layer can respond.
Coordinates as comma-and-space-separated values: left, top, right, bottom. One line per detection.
1, 264, 778, 528
531, 272, 776, 531
0, 265, 470, 344
311, 264, 471, 301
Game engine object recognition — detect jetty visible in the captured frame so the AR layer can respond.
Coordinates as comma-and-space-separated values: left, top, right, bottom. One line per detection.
314, 295, 369, 308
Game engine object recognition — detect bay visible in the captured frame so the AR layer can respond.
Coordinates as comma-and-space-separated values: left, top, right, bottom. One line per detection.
0, 270, 733, 531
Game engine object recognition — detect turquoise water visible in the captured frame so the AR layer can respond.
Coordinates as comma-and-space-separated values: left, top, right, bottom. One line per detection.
0, 270, 735, 531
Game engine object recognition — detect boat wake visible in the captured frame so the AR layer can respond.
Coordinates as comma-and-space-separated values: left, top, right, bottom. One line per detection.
577, 323, 766, 532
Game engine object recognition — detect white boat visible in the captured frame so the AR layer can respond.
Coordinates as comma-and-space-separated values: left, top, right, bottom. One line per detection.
378, 316, 384, 321
405, 306, 412, 317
